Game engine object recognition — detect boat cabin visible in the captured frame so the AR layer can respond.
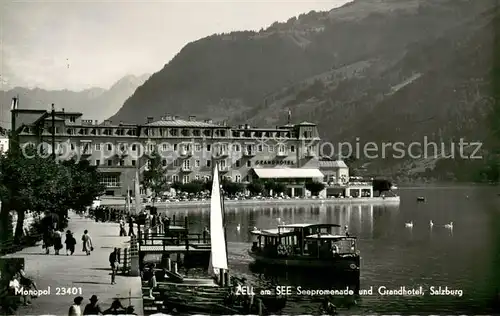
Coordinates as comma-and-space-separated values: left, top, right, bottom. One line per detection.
250, 223, 357, 258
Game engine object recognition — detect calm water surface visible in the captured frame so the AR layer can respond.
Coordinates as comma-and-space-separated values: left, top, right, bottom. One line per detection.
157, 187, 500, 314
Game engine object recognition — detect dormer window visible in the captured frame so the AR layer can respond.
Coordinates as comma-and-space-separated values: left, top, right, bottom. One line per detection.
181, 129, 189, 137
170, 129, 178, 136
67, 128, 74, 135
203, 130, 211, 137
69, 116, 76, 123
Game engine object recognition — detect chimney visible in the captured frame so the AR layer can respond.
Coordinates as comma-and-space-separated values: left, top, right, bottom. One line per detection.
165, 115, 172, 120
204, 119, 213, 124
94, 120, 98, 125
222, 120, 227, 126
119, 121, 123, 125
104, 120, 111, 125
189, 115, 196, 121
174, 115, 180, 120
245, 124, 249, 129
147, 117, 154, 124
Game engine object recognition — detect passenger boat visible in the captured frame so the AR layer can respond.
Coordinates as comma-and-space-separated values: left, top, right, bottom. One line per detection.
248, 223, 360, 273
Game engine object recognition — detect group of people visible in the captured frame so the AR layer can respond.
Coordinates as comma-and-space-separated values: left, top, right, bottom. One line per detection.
68, 295, 136, 316
43, 228, 93, 256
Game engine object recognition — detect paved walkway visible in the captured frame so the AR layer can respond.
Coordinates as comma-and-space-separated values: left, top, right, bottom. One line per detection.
4, 212, 143, 315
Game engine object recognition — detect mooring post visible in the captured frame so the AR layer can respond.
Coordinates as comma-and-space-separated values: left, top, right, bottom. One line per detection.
219, 268, 224, 286
172, 215, 176, 226
166, 258, 171, 271
173, 262, 178, 274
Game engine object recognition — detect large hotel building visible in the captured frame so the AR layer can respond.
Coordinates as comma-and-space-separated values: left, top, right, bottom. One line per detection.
11, 107, 373, 198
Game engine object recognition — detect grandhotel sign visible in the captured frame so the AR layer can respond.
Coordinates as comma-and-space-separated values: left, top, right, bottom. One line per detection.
255, 160, 295, 166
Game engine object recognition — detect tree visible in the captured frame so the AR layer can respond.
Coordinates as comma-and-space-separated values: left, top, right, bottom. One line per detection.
372, 179, 392, 195
247, 180, 265, 196
305, 180, 325, 196
221, 180, 244, 197
273, 182, 287, 195
142, 150, 168, 205
181, 181, 204, 194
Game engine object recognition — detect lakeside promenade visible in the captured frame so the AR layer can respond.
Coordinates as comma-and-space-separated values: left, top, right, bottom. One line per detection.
101, 196, 400, 208
3, 212, 143, 315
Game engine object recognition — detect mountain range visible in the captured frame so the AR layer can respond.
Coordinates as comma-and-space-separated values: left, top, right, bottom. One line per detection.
0, 74, 150, 128
108, 0, 500, 181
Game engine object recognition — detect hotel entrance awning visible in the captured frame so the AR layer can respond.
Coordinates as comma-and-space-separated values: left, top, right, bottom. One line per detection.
252, 168, 324, 179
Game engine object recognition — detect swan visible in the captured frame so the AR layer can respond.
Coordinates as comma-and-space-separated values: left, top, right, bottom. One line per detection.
444, 222, 453, 229
253, 226, 258, 231
405, 221, 413, 228
429, 220, 434, 227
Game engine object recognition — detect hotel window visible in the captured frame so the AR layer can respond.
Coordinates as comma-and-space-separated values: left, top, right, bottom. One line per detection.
170, 129, 178, 136
172, 175, 179, 182
268, 145, 274, 152
132, 160, 136, 166
119, 159, 124, 166
100, 174, 119, 187
181, 129, 189, 136
173, 144, 178, 151
235, 175, 241, 183
69, 116, 76, 123
195, 160, 200, 167
182, 175, 190, 183
166, 175, 172, 182
193, 130, 200, 137
219, 160, 226, 169
290, 145, 295, 153
195, 144, 201, 152
162, 144, 168, 151
107, 144, 112, 151
95, 160, 100, 166
132, 144, 137, 151
244, 175, 250, 182
278, 145, 286, 152
162, 159, 167, 167
55, 127, 61, 134
258, 145, 263, 152
95, 144, 101, 151
232, 144, 240, 152
195, 175, 200, 180
148, 144, 155, 152
70, 143, 75, 150
107, 160, 112, 166
206, 144, 211, 151
183, 160, 190, 169
236, 160, 240, 167
173, 159, 179, 167
206, 160, 211, 168
247, 161, 251, 167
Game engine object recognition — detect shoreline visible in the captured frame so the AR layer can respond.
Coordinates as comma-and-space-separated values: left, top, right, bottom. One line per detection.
100, 196, 400, 208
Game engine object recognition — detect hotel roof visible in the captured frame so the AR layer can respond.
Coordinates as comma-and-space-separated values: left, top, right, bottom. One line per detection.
319, 160, 348, 168
145, 119, 220, 128
253, 168, 324, 179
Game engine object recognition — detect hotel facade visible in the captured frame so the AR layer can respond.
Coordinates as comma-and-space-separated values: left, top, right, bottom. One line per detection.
11, 108, 372, 198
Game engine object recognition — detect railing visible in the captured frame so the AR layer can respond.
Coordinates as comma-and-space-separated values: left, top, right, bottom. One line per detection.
244, 150, 255, 156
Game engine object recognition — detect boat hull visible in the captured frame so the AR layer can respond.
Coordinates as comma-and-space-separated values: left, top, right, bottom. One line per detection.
248, 250, 360, 272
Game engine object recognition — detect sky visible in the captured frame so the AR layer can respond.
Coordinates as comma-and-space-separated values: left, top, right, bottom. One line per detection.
0, 0, 351, 91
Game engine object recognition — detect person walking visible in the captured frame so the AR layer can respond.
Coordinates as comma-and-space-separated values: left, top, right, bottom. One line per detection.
128, 216, 135, 237
69, 296, 84, 316
83, 295, 103, 315
109, 248, 120, 285
81, 230, 93, 256
54, 228, 63, 255
119, 218, 127, 236
65, 230, 77, 255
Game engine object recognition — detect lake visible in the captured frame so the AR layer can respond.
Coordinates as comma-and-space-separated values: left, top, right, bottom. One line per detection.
156, 186, 500, 314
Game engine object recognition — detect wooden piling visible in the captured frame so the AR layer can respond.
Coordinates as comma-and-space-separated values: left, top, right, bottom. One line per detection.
173, 262, 178, 274
166, 258, 171, 271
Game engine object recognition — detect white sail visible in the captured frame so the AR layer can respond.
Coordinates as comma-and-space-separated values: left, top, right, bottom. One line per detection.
208, 164, 228, 275
134, 168, 141, 215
